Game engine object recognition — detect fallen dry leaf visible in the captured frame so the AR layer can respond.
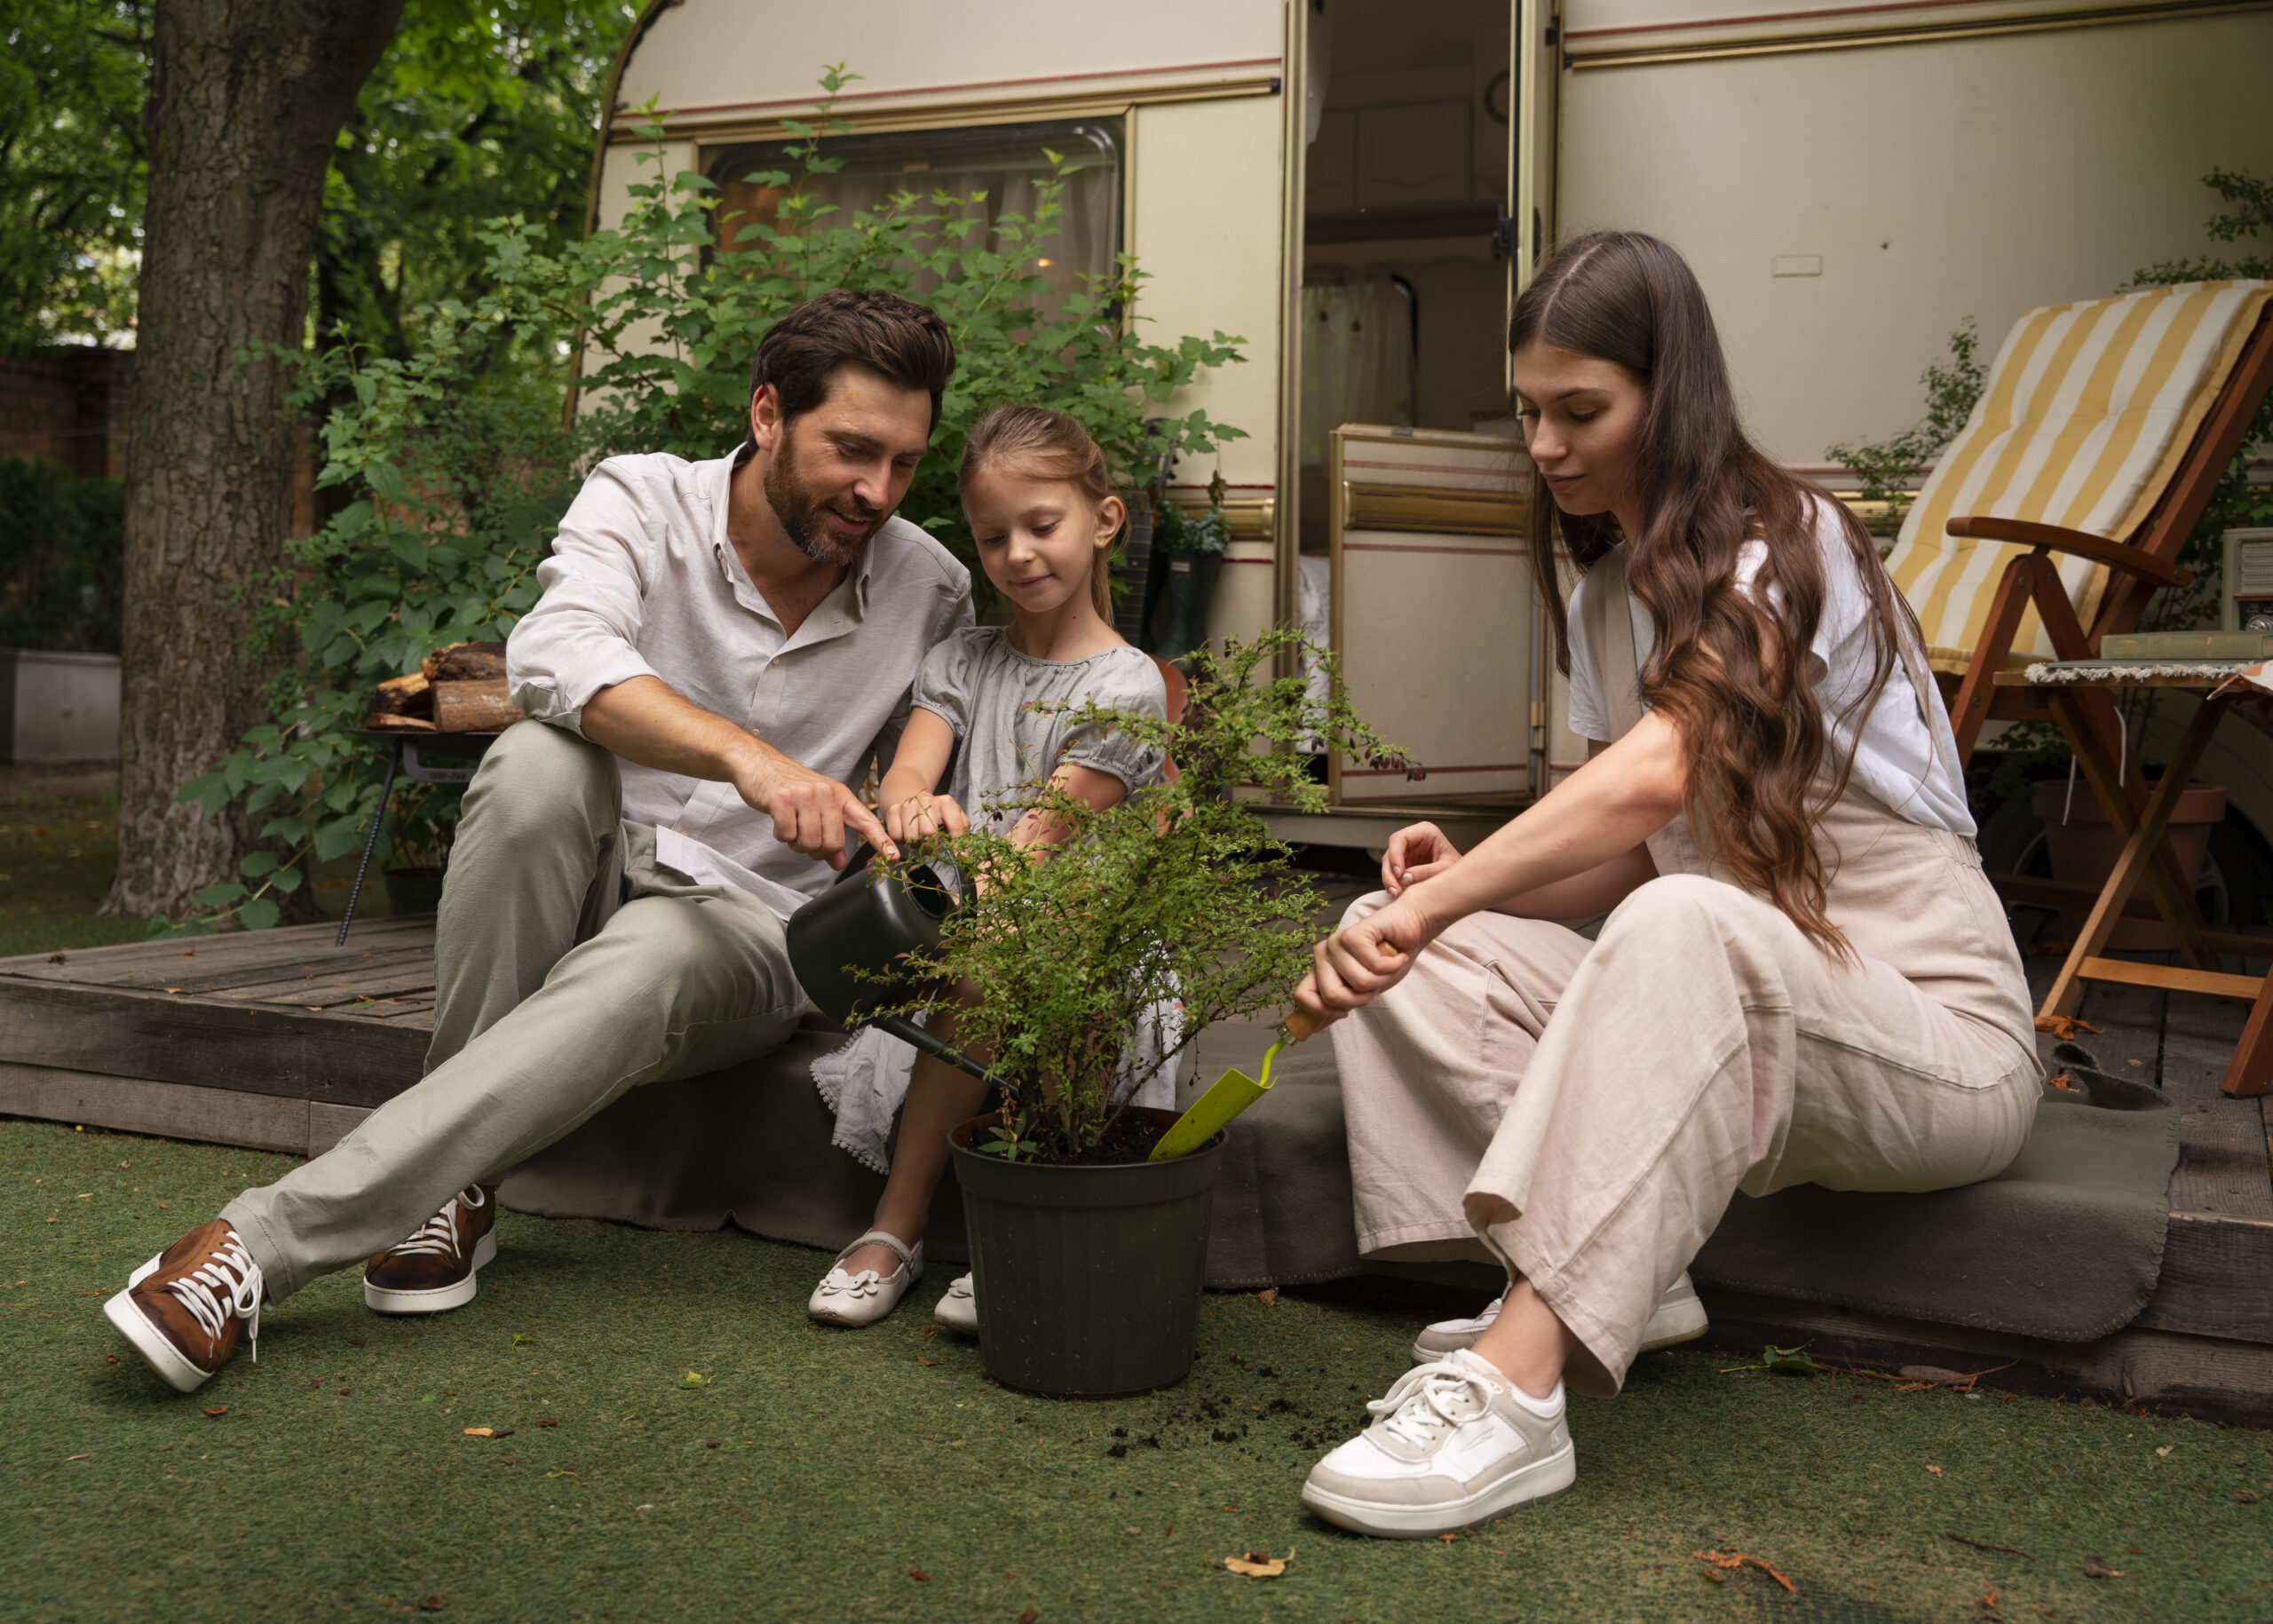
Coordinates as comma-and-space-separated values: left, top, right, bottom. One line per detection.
2081, 1556, 2123, 1579
463, 1428, 494, 1438
2045, 1071, 2078, 1091
1435, 1533, 1457, 1543
65, 1454, 91, 1462
416, 1597, 445, 1612
1693, 1550, 1796, 1595
1257, 1288, 1279, 1306
2234, 1490, 2260, 1504
1224, 1549, 1292, 1578
103, 1354, 117, 1364
1018, 1612, 1038, 1624
1981, 1589, 2000, 1610
1927, 1464, 1944, 1478
536, 1418, 559, 1428
202, 1406, 226, 1418
348, 1337, 365, 1347
2155, 1445, 2173, 1457
917, 1357, 940, 1367
706, 1439, 721, 1449
2032, 1014, 2101, 1039
908, 1570, 930, 1582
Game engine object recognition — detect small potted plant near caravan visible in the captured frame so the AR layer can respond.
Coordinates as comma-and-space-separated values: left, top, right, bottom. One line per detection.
867, 630, 1406, 1396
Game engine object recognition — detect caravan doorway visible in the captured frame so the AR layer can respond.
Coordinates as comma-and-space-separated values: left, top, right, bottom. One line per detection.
1299, 0, 1540, 812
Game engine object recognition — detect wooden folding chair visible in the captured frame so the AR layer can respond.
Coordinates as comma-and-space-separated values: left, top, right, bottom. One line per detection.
1888, 279, 2273, 763
1883, 281, 2273, 959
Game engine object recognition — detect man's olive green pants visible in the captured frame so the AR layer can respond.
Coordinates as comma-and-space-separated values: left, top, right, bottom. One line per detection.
220, 722, 807, 1300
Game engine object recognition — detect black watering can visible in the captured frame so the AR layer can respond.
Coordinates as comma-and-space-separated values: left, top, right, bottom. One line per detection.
785, 853, 1017, 1097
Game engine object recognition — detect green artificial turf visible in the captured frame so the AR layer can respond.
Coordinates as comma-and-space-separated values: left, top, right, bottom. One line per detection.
4, 1121, 2269, 1623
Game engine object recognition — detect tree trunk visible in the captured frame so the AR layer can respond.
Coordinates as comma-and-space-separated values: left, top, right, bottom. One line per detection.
105, 0, 406, 918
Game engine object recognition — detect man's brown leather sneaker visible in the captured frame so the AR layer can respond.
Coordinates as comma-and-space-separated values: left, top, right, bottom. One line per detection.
105, 1220, 265, 1393
363, 1184, 497, 1313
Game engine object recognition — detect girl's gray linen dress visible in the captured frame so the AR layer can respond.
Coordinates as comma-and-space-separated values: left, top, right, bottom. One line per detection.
812, 628, 1174, 1171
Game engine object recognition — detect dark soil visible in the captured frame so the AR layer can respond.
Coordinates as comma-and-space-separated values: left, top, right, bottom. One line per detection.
1048, 1109, 1171, 1166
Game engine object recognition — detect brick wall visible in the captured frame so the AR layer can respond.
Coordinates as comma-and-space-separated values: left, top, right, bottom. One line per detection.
0, 348, 132, 479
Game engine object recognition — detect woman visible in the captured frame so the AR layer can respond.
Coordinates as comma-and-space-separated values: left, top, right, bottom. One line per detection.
1292, 232, 2036, 1540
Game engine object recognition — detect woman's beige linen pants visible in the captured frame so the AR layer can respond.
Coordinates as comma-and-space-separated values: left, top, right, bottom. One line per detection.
1334, 544, 2041, 1396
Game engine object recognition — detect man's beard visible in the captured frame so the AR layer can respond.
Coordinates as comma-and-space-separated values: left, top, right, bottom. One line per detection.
764, 429, 884, 566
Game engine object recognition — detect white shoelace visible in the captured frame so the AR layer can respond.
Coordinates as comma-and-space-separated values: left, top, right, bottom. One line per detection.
1369, 1360, 1493, 1450
385, 1186, 485, 1260
166, 1231, 264, 1364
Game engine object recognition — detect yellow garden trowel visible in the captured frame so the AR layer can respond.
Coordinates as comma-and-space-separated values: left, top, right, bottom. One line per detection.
1149, 1005, 1334, 1161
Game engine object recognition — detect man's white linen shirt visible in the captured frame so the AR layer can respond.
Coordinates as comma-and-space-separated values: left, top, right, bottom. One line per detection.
506, 449, 973, 916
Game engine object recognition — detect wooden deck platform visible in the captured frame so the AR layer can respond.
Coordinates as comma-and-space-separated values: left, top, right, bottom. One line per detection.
4, 918, 2270, 1419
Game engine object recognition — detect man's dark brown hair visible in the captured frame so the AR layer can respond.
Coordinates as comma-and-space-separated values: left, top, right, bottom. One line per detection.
749, 289, 955, 431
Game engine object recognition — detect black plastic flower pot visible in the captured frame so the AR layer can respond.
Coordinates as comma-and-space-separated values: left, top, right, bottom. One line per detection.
949, 1106, 1224, 1398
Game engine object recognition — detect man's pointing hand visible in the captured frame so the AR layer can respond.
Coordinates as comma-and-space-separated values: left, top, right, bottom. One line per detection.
734, 745, 897, 868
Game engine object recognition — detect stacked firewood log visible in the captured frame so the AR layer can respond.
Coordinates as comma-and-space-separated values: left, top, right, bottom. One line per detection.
364, 642, 526, 733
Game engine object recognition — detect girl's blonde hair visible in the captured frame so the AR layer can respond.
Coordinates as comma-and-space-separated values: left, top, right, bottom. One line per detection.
960, 405, 1121, 621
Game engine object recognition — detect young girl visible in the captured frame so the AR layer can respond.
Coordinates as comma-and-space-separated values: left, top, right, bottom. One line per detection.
1292, 232, 2036, 1537
807, 405, 1171, 1330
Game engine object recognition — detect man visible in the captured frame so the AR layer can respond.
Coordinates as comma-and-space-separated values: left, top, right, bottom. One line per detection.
106, 290, 973, 1391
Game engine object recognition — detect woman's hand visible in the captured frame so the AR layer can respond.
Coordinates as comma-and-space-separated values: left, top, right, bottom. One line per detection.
1381, 821, 1461, 898
1294, 897, 1433, 1025
885, 791, 970, 845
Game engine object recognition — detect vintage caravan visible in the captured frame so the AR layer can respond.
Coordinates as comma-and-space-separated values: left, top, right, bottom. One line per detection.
591, 0, 2273, 875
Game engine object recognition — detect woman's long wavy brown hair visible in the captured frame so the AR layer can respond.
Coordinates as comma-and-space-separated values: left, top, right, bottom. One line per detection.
1517, 231, 1914, 955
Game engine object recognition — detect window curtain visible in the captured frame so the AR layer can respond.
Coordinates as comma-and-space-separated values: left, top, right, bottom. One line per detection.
1298, 269, 1417, 471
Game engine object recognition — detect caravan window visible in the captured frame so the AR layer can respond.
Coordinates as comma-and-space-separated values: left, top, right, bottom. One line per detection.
705, 119, 1122, 308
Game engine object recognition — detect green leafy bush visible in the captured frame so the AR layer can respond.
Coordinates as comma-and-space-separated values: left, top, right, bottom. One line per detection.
169, 69, 1249, 931
870, 630, 1410, 1163
1826, 321, 1984, 537
0, 456, 123, 653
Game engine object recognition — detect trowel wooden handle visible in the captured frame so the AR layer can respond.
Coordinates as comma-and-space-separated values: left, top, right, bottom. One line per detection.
1284, 1006, 1332, 1042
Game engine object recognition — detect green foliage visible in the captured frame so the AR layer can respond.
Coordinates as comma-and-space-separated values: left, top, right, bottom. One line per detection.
870, 630, 1412, 1163
1148, 495, 1232, 558
574, 71, 1246, 565
0, 1, 148, 349
315, 0, 637, 385
0, 457, 123, 651
167, 71, 1250, 931
1826, 321, 1984, 535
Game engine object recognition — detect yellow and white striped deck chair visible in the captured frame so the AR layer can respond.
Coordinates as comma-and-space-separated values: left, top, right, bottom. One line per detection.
1885, 279, 2273, 763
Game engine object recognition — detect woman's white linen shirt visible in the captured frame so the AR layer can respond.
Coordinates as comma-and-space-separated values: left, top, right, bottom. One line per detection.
1564, 496, 1975, 836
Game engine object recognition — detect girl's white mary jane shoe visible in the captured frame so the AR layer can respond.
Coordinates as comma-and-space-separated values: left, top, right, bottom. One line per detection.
932, 1271, 978, 1335
807, 1229, 924, 1327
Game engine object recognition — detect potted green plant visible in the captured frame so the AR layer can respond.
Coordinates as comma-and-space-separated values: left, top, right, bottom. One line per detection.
870, 630, 1409, 1396
1144, 478, 1233, 662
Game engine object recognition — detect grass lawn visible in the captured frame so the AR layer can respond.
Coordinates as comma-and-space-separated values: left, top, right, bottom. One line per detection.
4, 771, 2269, 1620
0, 763, 398, 961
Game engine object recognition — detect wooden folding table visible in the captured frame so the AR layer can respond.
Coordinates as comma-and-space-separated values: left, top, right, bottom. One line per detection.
2000, 662, 2273, 1097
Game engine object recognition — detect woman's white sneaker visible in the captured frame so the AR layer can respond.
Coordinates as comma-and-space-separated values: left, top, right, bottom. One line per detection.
933, 1271, 978, 1335
1409, 1271, 1709, 1364
807, 1229, 923, 1327
1301, 1348, 1575, 1538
